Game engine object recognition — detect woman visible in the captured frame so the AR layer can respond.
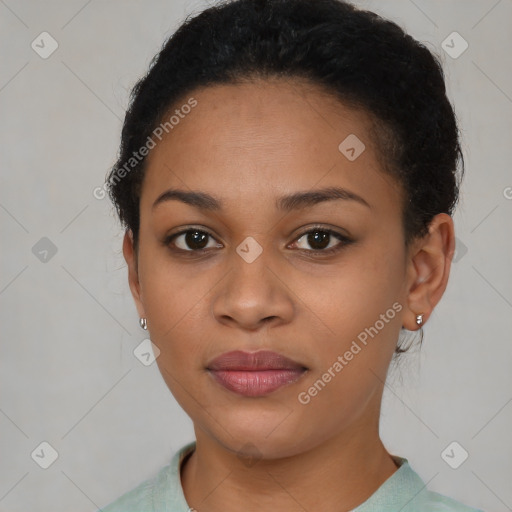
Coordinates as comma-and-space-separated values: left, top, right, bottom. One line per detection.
101, 0, 482, 510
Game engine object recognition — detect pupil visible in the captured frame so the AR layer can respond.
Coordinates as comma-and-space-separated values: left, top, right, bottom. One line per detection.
186, 230, 208, 249
308, 231, 329, 250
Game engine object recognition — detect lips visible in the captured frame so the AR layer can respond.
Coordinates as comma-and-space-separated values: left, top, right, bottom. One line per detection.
207, 350, 308, 397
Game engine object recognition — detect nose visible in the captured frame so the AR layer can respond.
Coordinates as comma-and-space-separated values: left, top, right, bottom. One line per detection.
211, 244, 295, 332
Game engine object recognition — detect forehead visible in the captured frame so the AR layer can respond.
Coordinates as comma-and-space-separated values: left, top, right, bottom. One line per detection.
140, 78, 402, 217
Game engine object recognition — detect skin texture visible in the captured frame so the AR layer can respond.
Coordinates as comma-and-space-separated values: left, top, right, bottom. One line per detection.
123, 77, 455, 512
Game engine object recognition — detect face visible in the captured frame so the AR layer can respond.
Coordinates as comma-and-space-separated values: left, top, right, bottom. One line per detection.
125, 78, 422, 460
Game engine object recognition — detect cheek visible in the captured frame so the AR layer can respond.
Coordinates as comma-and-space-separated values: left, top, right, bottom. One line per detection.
299, 244, 405, 339
137, 251, 220, 386
297, 240, 405, 396
138, 241, 205, 329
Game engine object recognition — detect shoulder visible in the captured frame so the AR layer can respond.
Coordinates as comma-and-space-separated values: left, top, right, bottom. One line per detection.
405, 487, 484, 512
100, 474, 156, 512
395, 458, 484, 512
98, 442, 196, 512
353, 455, 484, 512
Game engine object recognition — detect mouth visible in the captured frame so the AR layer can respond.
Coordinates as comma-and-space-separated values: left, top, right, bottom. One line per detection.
206, 350, 308, 397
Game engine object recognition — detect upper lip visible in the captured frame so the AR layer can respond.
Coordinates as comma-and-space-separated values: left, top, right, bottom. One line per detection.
207, 350, 307, 371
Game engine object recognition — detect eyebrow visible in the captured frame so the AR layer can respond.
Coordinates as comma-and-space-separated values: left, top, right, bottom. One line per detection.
152, 186, 371, 212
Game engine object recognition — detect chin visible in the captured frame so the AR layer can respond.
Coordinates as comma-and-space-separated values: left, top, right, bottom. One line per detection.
200, 410, 321, 461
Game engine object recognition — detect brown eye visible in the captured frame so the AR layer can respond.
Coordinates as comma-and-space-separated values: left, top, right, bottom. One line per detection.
293, 227, 352, 255
303, 230, 331, 250
167, 229, 221, 252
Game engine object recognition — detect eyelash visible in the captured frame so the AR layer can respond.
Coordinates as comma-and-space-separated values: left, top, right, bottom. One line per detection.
163, 225, 353, 257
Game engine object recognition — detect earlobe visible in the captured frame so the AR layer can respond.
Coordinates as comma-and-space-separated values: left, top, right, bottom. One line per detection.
122, 230, 146, 318
403, 213, 455, 331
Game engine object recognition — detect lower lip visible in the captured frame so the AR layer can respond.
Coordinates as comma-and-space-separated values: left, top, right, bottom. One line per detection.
208, 369, 306, 397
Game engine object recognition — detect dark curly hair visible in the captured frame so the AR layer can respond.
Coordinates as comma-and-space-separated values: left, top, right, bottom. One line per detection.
106, 0, 464, 351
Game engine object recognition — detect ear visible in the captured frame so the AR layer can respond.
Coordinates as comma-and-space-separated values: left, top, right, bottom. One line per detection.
122, 230, 146, 318
403, 213, 456, 330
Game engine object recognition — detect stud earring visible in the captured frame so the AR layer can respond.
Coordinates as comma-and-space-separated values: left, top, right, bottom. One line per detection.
415, 314, 424, 327
139, 318, 148, 330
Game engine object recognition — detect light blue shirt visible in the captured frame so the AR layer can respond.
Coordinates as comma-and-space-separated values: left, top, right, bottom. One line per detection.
100, 442, 483, 512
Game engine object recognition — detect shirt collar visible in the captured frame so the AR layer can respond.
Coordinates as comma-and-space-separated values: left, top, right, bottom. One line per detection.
351, 455, 428, 511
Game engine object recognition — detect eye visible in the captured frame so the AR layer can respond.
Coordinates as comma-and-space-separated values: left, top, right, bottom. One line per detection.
291, 227, 352, 255
164, 225, 353, 256
165, 228, 222, 252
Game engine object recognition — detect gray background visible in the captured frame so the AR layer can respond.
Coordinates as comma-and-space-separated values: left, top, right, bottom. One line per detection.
1, 0, 511, 511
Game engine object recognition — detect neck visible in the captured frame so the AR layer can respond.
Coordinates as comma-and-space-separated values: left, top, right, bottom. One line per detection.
181, 416, 398, 512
